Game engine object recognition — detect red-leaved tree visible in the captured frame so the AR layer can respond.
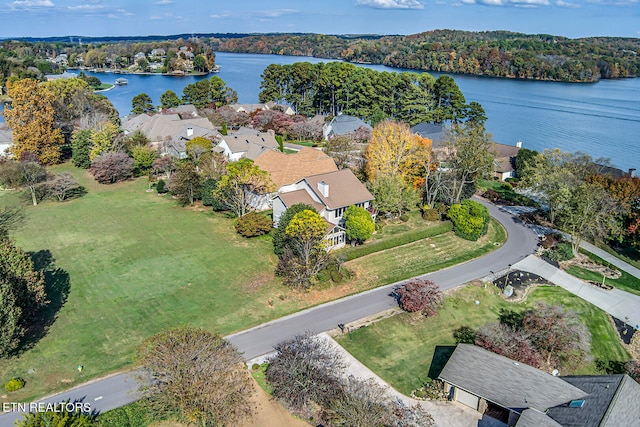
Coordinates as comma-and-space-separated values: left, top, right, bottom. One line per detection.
90, 152, 134, 184
396, 279, 442, 317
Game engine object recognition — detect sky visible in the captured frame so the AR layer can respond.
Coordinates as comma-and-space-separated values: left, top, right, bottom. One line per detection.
0, 0, 638, 39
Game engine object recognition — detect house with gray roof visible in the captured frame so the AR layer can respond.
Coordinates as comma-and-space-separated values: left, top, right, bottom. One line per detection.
216, 129, 279, 161
438, 344, 640, 426
121, 112, 220, 159
323, 114, 372, 140
273, 169, 375, 249
410, 122, 446, 147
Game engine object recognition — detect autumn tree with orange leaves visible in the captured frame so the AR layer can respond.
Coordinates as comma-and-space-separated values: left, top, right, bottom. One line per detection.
364, 120, 432, 184
4, 79, 65, 165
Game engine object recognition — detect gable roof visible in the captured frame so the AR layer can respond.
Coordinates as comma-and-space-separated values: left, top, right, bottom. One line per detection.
223, 130, 279, 160
300, 169, 373, 210
438, 344, 587, 413
123, 113, 216, 143
326, 115, 371, 137
515, 409, 563, 427
253, 147, 338, 188
492, 142, 521, 159
410, 123, 445, 147
546, 374, 640, 427
278, 189, 325, 214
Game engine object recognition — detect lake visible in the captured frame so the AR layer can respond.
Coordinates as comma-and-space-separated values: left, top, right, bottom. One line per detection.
7, 52, 640, 171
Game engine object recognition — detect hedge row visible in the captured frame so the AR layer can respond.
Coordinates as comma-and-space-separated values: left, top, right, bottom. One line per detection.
339, 221, 453, 261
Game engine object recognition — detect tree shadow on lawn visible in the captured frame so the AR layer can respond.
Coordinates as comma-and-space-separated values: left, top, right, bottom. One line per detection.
428, 345, 456, 380
19, 249, 71, 353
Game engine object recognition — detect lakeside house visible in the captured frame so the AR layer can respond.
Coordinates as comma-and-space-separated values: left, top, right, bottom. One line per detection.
273, 169, 375, 250
229, 101, 295, 116
492, 141, 523, 181
323, 114, 372, 140
216, 127, 279, 161
439, 344, 640, 426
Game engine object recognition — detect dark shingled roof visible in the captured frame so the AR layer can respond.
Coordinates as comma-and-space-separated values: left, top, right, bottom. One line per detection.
515, 409, 563, 427
547, 374, 640, 427
438, 344, 586, 413
326, 115, 371, 137
410, 123, 445, 147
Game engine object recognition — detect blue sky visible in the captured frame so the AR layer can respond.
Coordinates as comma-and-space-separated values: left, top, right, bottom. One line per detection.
1, 0, 638, 39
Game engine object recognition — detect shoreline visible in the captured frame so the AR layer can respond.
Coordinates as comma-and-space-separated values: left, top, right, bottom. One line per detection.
68, 67, 215, 77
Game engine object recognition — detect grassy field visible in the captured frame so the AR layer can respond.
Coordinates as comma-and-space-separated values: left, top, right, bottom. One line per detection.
336, 284, 630, 396
0, 166, 297, 401
344, 218, 505, 288
565, 250, 640, 296
0, 165, 505, 402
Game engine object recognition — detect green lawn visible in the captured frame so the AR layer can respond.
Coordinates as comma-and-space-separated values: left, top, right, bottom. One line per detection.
0, 165, 505, 402
0, 166, 301, 402
344, 218, 505, 288
565, 250, 640, 296
336, 284, 630, 396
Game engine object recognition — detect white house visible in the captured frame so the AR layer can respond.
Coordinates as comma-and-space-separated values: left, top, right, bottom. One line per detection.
273, 169, 374, 249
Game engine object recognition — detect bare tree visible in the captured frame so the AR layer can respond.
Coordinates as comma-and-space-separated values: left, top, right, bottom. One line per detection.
47, 172, 85, 202
18, 161, 49, 206
137, 327, 254, 427
266, 333, 345, 410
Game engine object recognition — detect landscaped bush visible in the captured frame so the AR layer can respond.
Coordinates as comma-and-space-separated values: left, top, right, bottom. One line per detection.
545, 242, 575, 262
422, 206, 440, 221
344, 205, 374, 244
200, 178, 223, 210
5, 377, 25, 392
234, 212, 272, 237
395, 279, 442, 317
448, 199, 489, 241
453, 326, 477, 344
90, 152, 134, 184
156, 179, 167, 194
47, 172, 86, 202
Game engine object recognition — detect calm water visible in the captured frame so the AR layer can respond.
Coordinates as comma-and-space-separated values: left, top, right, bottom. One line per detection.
5, 52, 640, 170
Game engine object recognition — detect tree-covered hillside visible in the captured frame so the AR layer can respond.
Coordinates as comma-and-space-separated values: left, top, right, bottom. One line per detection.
213, 29, 640, 82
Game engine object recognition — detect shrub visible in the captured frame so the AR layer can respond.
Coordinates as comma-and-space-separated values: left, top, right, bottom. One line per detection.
447, 199, 489, 241
90, 152, 134, 184
156, 179, 167, 194
234, 212, 272, 237
545, 242, 574, 261
501, 182, 513, 191
453, 326, 477, 344
47, 172, 86, 202
251, 363, 261, 371
399, 214, 409, 222
5, 377, 25, 392
344, 205, 374, 244
422, 207, 440, 221
395, 279, 442, 317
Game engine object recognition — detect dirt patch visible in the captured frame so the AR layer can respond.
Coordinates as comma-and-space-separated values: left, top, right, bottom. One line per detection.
243, 272, 276, 294
240, 379, 310, 427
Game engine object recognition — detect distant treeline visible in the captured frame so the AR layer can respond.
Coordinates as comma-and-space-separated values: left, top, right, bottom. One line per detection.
214, 30, 640, 82
259, 61, 485, 126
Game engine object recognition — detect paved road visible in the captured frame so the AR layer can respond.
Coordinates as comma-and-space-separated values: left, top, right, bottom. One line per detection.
0, 200, 539, 426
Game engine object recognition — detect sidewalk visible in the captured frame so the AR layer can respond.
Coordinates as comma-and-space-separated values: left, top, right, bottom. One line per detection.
514, 255, 640, 329
580, 241, 640, 279
317, 333, 483, 427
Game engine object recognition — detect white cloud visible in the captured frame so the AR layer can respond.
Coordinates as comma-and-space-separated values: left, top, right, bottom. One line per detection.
9, 0, 54, 8
356, 0, 424, 9
156, 0, 173, 4
67, 4, 103, 11
255, 9, 298, 18
556, 0, 580, 7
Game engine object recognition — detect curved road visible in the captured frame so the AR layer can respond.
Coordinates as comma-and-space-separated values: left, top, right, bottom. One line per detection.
0, 200, 538, 426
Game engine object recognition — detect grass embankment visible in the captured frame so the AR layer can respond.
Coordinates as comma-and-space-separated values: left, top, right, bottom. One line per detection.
564, 250, 640, 296
0, 165, 505, 402
336, 284, 630, 396
343, 218, 505, 288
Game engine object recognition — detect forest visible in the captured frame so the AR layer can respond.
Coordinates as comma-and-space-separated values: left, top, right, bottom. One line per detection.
213, 29, 640, 82
258, 61, 484, 126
